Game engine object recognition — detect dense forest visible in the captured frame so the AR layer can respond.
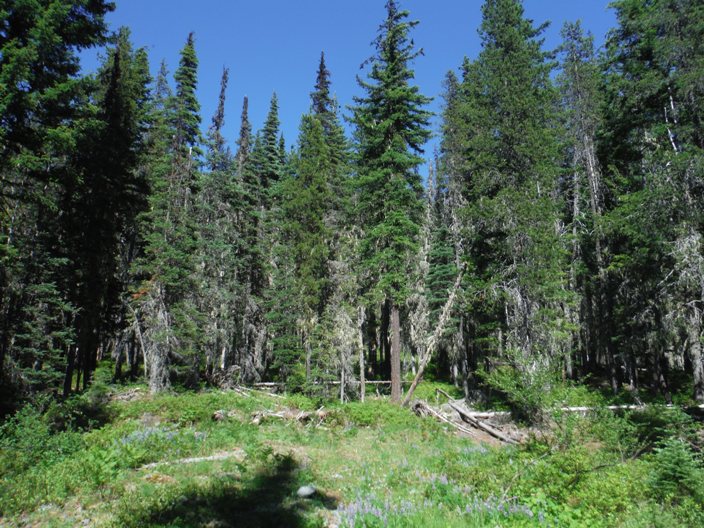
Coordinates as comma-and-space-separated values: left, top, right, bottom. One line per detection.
1, 0, 704, 415
4, 1, 704, 526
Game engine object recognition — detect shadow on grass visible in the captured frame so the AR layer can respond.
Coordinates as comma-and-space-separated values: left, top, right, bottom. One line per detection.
141, 454, 337, 527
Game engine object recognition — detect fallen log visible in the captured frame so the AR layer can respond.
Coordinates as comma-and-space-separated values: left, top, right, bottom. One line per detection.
431, 389, 518, 444
251, 407, 328, 425
139, 449, 245, 470
251, 380, 413, 388
446, 400, 519, 445
412, 401, 477, 437
462, 403, 704, 418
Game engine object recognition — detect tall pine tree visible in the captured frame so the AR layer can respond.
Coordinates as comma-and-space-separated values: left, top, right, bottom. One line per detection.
352, 0, 432, 401
134, 33, 203, 393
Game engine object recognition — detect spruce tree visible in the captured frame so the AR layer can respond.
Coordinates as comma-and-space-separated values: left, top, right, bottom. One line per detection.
196, 68, 245, 382
134, 33, 203, 392
65, 27, 152, 390
259, 93, 284, 208
233, 96, 267, 382
0, 0, 113, 409
447, 0, 568, 417
351, 0, 432, 401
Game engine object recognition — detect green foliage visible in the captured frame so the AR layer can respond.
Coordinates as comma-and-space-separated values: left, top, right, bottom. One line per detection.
441, 0, 570, 406
479, 350, 562, 423
337, 399, 420, 429
1, 385, 703, 527
0, 0, 113, 411
648, 438, 704, 504
352, 0, 432, 308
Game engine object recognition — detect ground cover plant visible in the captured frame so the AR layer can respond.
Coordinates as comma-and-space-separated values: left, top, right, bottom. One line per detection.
1, 379, 702, 527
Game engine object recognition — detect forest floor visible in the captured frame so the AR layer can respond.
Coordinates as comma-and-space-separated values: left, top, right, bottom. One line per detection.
1, 378, 704, 527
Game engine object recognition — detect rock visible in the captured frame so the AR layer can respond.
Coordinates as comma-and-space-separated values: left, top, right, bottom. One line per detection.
296, 485, 316, 498
212, 409, 226, 421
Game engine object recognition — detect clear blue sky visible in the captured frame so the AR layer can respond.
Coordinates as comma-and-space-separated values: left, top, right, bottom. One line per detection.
82, 1, 616, 165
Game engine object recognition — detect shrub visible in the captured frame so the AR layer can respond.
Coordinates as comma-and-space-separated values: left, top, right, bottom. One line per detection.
479, 352, 562, 424
648, 438, 704, 504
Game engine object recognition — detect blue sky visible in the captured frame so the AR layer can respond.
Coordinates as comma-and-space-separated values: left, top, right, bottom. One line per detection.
82, 1, 616, 163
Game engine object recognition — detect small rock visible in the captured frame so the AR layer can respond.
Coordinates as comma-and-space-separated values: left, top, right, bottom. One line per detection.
296, 485, 316, 498
212, 409, 227, 421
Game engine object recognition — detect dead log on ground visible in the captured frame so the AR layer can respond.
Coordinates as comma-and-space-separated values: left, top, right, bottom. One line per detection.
251, 407, 329, 425
446, 400, 519, 445
412, 401, 478, 437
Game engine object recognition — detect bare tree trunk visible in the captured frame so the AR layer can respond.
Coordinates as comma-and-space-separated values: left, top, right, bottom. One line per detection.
390, 302, 402, 402
63, 345, 76, 397
305, 335, 312, 383
340, 347, 345, 403
566, 168, 581, 379
358, 305, 366, 402
688, 308, 704, 402
381, 300, 391, 380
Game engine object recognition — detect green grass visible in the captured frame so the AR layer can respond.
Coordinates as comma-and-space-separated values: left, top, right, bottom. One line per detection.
1, 382, 703, 527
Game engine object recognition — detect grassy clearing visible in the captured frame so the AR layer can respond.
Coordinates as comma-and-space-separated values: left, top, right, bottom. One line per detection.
1, 381, 703, 527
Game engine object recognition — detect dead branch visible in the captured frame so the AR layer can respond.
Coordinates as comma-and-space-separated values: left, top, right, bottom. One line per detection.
444, 400, 519, 445
403, 268, 464, 406
412, 400, 477, 437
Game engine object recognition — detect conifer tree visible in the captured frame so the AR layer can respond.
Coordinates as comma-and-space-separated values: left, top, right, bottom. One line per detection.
309, 53, 357, 397
425, 162, 460, 378
233, 96, 267, 382
558, 21, 609, 382
259, 94, 284, 208
601, 0, 704, 400
134, 33, 203, 393
446, 0, 569, 417
352, 0, 432, 401
196, 68, 245, 382
0, 0, 113, 410
65, 27, 151, 391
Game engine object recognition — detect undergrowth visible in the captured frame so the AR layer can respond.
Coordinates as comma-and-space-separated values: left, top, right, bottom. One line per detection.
0, 380, 702, 527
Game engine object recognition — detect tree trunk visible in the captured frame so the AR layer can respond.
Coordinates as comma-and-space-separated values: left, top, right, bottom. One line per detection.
148, 343, 171, 393
381, 300, 391, 380
340, 347, 345, 403
688, 308, 704, 403
63, 345, 76, 397
358, 305, 366, 402
367, 309, 378, 377
390, 301, 401, 402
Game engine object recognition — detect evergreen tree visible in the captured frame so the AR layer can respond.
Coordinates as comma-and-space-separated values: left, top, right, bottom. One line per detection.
558, 21, 610, 383
0, 0, 113, 411
195, 68, 245, 382
269, 115, 334, 388
446, 0, 569, 417
64, 27, 152, 391
425, 162, 460, 378
351, 0, 432, 401
601, 0, 704, 400
172, 32, 202, 160
236, 96, 252, 175
233, 96, 267, 382
134, 33, 203, 393
259, 93, 284, 208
